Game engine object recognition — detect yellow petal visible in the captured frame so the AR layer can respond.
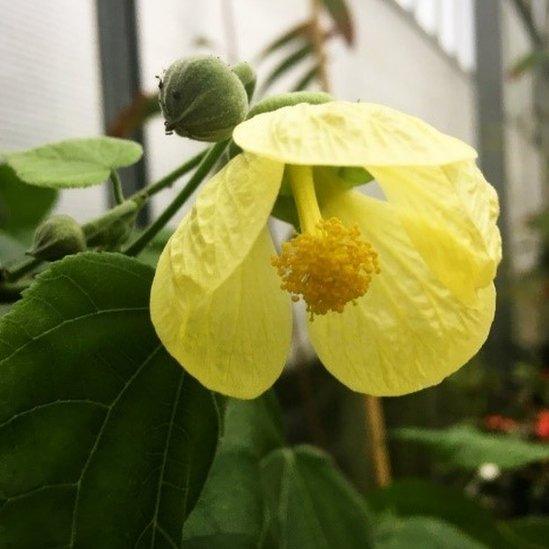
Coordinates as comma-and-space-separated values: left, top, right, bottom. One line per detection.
151, 229, 292, 399
308, 190, 496, 396
169, 152, 284, 299
150, 238, 185, 346
233, 101, 476, 167
368, 161, 501, 304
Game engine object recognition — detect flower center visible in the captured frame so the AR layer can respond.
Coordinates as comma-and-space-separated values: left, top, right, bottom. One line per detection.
272, 165, 380, 317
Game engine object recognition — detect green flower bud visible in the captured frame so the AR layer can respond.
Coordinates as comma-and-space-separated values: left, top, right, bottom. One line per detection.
231, 61, 256, 100
159, 55, 249, 142
246, 91, 332, 119
29, 214, 86, 261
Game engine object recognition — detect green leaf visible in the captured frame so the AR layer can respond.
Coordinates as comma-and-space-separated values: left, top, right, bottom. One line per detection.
181, 533, 257, 548
292, 64, 320, 91
261, 445, 372, 548
6, 137, 143, 188
373, 516, 486, 549
0, 162, 57, 237
366, 479, 511, 548
261, 43, 313, 94
271, 194, 300, 229
393, 425, 549, 470
221, 390, 285, 457
0, 252, 220, 547
321, 0, 355, 45
509, 49, 549, 79
258, 21, 311, 60
500, 517, 549, 549
182, 393, 285, 544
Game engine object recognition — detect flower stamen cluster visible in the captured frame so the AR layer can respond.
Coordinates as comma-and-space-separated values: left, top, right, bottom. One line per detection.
272, 217, 380, 317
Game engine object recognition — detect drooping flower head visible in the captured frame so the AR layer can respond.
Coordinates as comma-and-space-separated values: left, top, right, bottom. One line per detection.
150, 99, 501, 399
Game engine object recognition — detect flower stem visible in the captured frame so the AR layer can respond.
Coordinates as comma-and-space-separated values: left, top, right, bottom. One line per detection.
123, 140, 228, 256
1, 148, 209, 286
110, 170, 125, 204
132, 148, 207, 200
3, 257, 42, 283
364, 395, 391, 487
0, 281, 28, 302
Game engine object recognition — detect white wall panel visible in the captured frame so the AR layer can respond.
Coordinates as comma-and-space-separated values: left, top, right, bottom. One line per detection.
0, 0, 105, 221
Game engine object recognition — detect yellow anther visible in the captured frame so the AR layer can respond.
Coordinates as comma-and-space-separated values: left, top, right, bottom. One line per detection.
272, 217, 380, 317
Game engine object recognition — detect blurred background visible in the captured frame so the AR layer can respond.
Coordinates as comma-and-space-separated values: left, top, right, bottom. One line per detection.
1, 0, 548, 533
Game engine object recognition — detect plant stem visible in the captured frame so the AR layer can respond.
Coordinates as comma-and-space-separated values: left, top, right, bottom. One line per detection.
3, 257, 42, 283
364, 395, 391, 487
110, 170, 125, 204
0, 281, 28, 302
0, 149, 210, 283
123, 140, 228, 256
132, 148, 207, 200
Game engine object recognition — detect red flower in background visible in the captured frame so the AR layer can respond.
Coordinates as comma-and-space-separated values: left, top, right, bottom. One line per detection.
484, 414, 518, 433
535, 410, 549, 440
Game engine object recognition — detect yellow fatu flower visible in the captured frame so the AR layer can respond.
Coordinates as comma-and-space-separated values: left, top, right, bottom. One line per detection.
150, 101, 501, 399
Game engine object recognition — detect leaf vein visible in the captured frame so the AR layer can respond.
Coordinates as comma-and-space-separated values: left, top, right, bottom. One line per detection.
69, 344, 163, 547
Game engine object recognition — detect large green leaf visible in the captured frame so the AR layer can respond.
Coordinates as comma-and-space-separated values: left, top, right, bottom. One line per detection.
0, 162, 57, 237
373, 516, 486, 549
366, 479, 512, 548
182, 393, 284, 545
181, 533, 257, 548
6, 137, 143, 188
393, 425, 549, 470
0, 252, 220, 547
261, 445, 372, 548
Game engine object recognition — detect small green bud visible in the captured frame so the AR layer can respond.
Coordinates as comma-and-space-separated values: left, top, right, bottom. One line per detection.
159, 55, 249, 142
29, 214, 86, 261
231, 61, 256, 100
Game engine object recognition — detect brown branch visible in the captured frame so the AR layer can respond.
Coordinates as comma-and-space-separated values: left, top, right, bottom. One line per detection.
364, 395, 392, 487
107, 92, 160, 138
310, 0, 331, 93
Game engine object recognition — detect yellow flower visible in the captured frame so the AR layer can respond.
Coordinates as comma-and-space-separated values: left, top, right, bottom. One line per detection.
150, 101, 501, 399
